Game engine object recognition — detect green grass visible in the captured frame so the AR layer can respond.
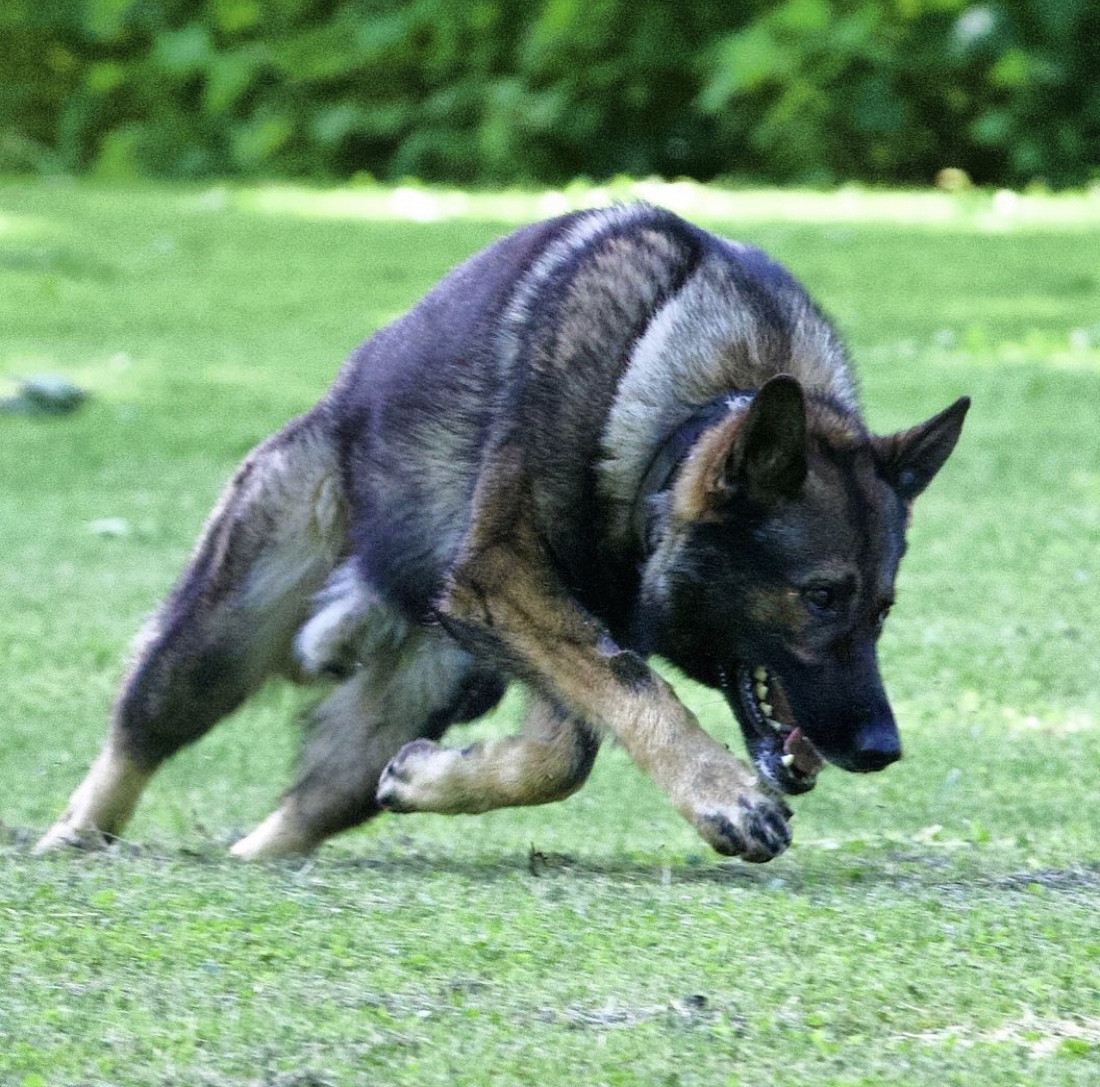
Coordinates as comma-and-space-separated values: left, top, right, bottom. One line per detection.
2, 178, 1099, 1086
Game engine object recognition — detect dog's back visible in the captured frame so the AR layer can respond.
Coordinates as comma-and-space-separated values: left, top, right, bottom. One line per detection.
328, 204, 858, 621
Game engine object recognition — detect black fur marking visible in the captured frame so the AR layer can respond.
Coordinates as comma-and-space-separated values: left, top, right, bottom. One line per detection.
700, 813, 748, 858
879, 396, 971, 502
567, 722, 602, 784
604, 648, 655, 693
117, 643, 251, 765
426, 670, 508, 734
732, 376, 808, 502
631, 393, 745, 552
700, 805, 790, 861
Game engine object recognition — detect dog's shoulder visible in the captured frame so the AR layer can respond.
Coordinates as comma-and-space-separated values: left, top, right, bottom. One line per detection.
597, 214, 860, 550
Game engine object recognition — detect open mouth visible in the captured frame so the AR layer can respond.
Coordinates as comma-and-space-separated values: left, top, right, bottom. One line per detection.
724, 664, 825, 795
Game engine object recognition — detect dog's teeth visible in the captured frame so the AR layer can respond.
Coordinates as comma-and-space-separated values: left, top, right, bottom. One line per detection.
781, 753, 796, 768
759, 701, 773, 717
754, 682, 769, 700
768, 718, 784, 733
753, 667, 768, 682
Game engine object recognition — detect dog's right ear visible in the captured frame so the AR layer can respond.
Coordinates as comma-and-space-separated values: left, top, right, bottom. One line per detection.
725, 375, 808, 503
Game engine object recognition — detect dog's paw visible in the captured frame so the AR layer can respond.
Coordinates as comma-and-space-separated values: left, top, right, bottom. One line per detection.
33, 820, 111, 854
293, 563, 370, 681
295, 642, 361, 682
377, 739, 454, 814
696, 794, 792, 863
293, 620, 361, 681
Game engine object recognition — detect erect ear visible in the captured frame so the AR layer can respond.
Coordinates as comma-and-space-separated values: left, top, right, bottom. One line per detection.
875, 396, 971, 502
726, 374, 808, 502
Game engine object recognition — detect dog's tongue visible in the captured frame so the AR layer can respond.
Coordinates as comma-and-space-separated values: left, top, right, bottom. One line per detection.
783, 728, 825, 776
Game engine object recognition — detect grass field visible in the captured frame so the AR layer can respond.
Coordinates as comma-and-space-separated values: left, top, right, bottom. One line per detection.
2, 177, 1099, 1086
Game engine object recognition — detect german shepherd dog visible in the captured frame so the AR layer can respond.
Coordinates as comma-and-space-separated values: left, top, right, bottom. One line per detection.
37, 204, 968, 863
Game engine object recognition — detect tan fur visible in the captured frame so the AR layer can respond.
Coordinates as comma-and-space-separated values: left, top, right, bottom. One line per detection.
600, 252, 857, 549
377, 697, 598, 814
422, 485, 787, 859
235, 600, 476, 858
669, 412, 747, 524
228, 809, 310, 860
33, 742, 151, 852
36, 413, 348, 854
497, 204, 660, 373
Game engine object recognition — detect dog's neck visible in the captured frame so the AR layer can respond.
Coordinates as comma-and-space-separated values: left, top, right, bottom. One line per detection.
631, 392, 752, 553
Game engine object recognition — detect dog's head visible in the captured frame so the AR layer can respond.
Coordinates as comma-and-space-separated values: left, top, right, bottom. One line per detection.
640, 375, 969, 795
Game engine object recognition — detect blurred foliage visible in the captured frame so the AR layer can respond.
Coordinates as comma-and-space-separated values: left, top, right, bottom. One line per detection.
0, 0, 1097, 187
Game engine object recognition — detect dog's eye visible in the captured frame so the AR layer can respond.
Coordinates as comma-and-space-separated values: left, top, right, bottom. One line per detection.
802, 586, 837, 616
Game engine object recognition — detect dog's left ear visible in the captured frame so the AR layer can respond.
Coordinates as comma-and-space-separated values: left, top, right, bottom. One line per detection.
726, 374, 808, 502
875, 396, 971, 502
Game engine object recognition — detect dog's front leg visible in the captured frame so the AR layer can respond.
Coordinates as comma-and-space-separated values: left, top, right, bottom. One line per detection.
377, 695, 600, 815
380, 542, 791, 862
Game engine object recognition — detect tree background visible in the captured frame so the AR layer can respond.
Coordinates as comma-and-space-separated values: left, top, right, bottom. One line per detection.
1, 0, 1098, 188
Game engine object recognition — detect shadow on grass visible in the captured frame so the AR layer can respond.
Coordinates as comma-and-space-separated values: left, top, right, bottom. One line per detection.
314, 850, 1100, 898
9, 820, 1099, 900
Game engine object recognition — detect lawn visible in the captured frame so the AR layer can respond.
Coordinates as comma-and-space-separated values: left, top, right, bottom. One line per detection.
1, 177, 1099, 1086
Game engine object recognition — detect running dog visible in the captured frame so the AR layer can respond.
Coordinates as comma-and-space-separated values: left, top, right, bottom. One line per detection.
37, 204, 969, 863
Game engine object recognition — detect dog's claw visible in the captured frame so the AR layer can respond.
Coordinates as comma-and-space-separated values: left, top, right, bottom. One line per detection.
698, 795, 792, 862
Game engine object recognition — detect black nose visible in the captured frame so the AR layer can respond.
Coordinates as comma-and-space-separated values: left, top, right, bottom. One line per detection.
849, 717, 902, 772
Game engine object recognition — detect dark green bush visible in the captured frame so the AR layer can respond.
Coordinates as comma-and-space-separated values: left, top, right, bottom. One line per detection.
696, 0, 1100, 187
1, 0, 1097, 186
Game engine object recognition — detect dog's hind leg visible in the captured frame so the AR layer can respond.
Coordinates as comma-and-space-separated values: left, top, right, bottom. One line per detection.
377, 695, 600, 815
231, 614, 506, 859
35, 413, 345, 853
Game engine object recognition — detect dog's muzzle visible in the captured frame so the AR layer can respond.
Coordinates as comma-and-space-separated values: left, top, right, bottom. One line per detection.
722, 664, 824, 796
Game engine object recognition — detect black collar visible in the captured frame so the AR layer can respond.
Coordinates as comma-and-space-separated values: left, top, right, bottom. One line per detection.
631, 393, 749, 553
